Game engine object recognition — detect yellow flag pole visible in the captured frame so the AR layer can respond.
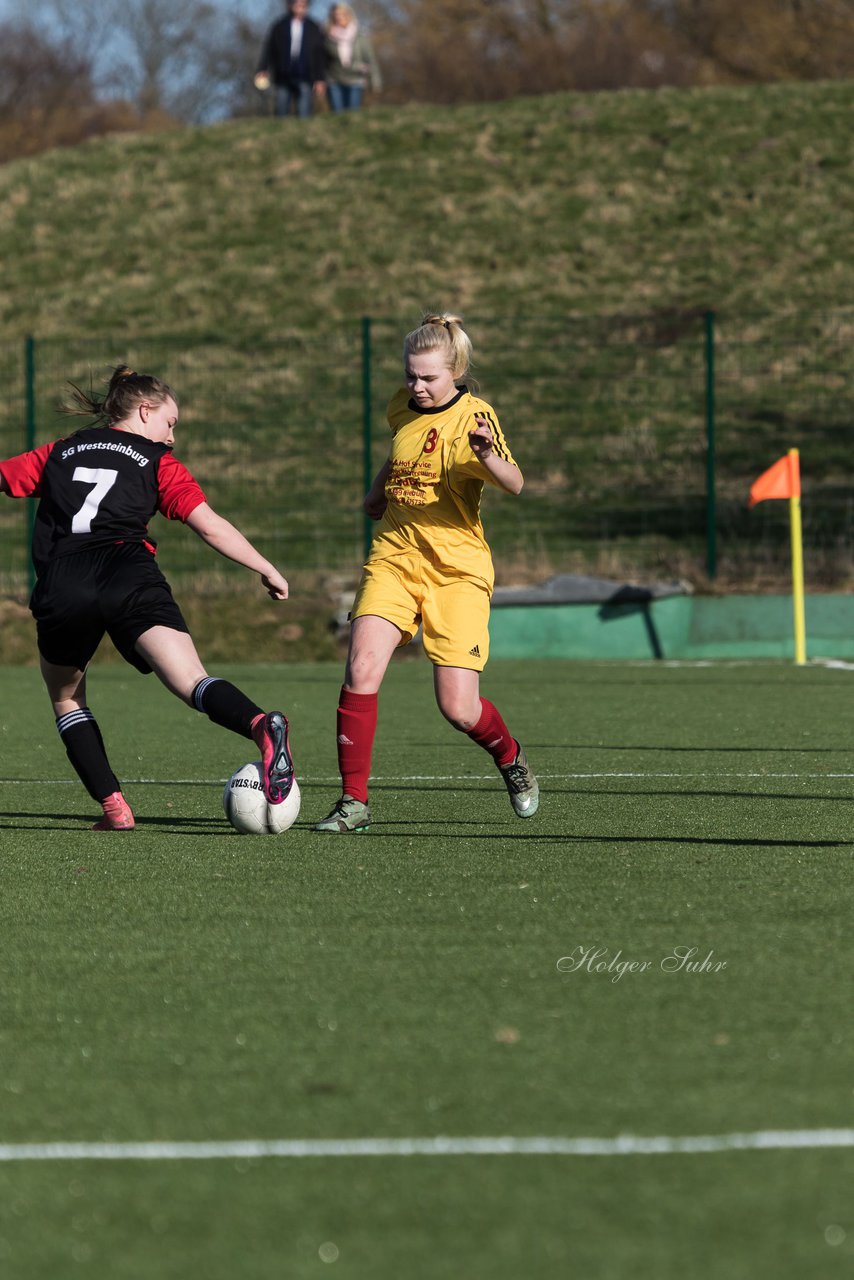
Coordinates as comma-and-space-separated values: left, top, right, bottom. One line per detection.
788, 447, 806, 665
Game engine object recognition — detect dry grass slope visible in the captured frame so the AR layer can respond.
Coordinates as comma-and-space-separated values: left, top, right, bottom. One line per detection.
0, 82, 851, 343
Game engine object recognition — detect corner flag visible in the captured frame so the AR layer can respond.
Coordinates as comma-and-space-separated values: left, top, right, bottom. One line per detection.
748, 451, 800, 507
748, 448, 806, 665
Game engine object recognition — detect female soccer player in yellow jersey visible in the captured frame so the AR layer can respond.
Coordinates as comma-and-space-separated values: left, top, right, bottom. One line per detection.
315, 312, 539, 833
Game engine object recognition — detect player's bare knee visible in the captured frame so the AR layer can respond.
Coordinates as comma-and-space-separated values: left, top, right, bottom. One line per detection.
344, 655, 384, 692
154, 665, 207, 704
437, 696, 477, 732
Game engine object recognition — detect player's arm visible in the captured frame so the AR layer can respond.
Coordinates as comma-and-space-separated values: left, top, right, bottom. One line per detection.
364, 458, 391, 520
0, 442, 55, 498
185, 502, 288, 600
468, 415, 524, 495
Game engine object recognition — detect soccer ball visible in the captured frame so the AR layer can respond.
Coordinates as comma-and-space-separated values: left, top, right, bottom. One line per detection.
222, 761, 301, 835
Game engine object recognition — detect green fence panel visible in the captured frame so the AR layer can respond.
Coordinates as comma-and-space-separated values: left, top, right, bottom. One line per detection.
0, 308, 851, 597
710, 309, 854, 584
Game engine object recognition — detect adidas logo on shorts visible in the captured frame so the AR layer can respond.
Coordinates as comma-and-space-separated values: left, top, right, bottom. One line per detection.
469, 644, 480, 657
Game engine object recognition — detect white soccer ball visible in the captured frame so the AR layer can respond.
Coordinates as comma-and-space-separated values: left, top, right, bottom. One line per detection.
222, 761, 301, 835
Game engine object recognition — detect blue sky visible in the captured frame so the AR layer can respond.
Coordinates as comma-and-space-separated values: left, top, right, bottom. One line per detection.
0, 0, 327, 17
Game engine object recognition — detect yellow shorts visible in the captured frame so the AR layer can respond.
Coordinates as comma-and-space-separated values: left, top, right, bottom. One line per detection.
351, 552, 491, 670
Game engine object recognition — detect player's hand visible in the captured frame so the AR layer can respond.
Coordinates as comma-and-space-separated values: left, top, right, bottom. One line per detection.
262, 570, 288, 600
468, 414, 494, 459
364, 492, 388, 520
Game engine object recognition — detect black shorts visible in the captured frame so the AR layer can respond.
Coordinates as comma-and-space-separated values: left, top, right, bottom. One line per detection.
30, 543, 190, 674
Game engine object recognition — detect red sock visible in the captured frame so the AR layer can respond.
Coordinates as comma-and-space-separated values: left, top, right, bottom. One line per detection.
337, 688, 377, 803
467, 698, 517, 767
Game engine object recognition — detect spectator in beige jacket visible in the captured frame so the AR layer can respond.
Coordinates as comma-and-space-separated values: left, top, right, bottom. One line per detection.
324, 4, 381, 112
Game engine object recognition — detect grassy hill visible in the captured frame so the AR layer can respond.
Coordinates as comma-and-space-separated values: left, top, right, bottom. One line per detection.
0, 82, 851, 340
0, 82, 851, 661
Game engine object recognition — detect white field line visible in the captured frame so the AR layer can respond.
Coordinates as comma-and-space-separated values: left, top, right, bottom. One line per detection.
3, 772, 854, 786
0, 1130, 853, 1162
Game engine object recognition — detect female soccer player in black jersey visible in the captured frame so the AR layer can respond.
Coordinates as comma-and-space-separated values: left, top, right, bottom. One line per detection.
0, 365, 295, 831
315, 312, 539, 833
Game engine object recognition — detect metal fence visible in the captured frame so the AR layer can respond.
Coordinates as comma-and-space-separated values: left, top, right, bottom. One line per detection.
1, 309, 851, 596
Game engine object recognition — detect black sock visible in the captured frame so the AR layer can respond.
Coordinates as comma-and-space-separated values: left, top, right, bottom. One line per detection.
56, 709, 120, 803
191, 677, 263, 739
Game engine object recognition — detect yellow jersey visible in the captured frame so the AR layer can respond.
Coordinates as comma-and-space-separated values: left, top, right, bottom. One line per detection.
367, 386, 519, 592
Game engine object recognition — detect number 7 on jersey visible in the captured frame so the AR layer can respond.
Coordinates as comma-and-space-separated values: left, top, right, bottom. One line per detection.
71, 466, 119, 533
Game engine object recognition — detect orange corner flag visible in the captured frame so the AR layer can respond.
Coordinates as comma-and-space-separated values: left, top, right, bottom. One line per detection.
748, 451, 801, 507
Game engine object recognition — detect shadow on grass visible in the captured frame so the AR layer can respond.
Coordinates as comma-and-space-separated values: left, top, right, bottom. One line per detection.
0, 811, 226, 831
358, 827, 851, 847
554, 744, 854, 754
3, 812, 848, 847
565, 787, 854, 803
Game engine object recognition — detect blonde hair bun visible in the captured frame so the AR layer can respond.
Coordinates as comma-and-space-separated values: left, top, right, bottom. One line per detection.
405, 312, 472, 380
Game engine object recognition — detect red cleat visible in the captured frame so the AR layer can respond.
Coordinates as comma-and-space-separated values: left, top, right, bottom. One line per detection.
251, 711, 295, 804
92, 791, 135, 831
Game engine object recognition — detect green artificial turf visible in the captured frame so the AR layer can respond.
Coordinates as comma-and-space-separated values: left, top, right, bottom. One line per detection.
0, 658, 852, 1277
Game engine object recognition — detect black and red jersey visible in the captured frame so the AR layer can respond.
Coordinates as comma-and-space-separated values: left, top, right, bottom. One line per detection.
0, 426, 206, 575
